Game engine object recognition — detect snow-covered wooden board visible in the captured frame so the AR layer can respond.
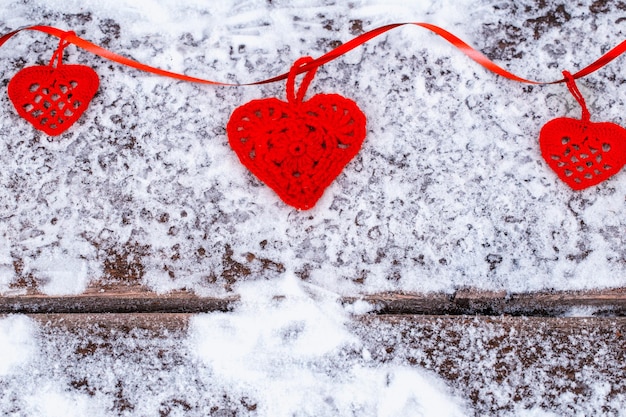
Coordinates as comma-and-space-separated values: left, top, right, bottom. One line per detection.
1, 312, 622, 416
2, 1, 626, 415
2, 0, 626, 300
2, 283, 625, 415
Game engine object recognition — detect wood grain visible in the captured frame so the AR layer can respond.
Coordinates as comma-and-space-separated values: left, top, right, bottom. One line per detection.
0, 284, 236, 314
3, 283, 625, 316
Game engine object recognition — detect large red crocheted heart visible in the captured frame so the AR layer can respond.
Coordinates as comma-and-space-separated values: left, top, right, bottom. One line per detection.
8, 64, 99, 136
227, 58, 366, 210
539, 118, 626, 190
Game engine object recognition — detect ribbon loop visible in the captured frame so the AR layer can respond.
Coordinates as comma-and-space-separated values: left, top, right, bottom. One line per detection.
287, 57, 318, 104
563, 70, 590, 121
48, 31, 75, 68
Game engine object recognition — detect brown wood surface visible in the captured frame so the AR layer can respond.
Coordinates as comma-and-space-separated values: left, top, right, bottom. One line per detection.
356, 287, 626, 316
2, 282, 625, 316
0, 284, 237, 314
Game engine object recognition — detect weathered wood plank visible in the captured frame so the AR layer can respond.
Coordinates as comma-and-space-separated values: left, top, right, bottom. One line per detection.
0, 284, 237, 314
356, 287, 626, 316
30, 312, 192, 332
14, 313, 625, 416
354, 315, 626, 415
3, 284, 625, 315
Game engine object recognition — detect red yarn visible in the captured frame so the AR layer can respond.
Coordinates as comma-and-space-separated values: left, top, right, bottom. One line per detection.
539, 71, 626, 190
7, 36, 99, 136
227, 57, 366, 210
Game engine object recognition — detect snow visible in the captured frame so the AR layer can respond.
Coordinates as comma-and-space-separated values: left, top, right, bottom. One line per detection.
0, 0, 625, 415
0, 279, 470, 416
1, 279, 624, 416
0, 315, 37, 376
0, 0, 624, 297
189, 275, 467, 417
25, 246, 91, 295
22, 388, 99, 417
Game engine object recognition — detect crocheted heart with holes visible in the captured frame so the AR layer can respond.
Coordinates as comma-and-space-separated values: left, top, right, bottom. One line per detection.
227, 57, 367, 210
539, 71, 626, 190
7, 37, 99, 136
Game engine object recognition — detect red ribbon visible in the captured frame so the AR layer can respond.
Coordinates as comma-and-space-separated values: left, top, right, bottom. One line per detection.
2, 23, 626, 86
562, 70, 591, 121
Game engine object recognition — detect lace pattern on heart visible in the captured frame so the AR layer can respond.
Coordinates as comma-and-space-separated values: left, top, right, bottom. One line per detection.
7, 33, 99, 136
227, 57, 367, 209
539, 71, 626, 190
12, 69, 87, 133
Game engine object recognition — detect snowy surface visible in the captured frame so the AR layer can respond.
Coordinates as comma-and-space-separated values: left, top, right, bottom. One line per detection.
189, 276, 467, 417
1, 1, 626, 416
0, 278, 471, 417
0, 279, 624, 416
0, 315, 37, 376
0, 0, 623, 296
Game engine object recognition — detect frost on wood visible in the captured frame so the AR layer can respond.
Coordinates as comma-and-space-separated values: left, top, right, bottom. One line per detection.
0, 285, 623, 416
1, 2, 624, 416
1, 0, 625, 297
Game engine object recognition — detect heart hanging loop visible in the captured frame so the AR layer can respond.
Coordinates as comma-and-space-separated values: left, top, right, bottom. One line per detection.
562, 70, 590, 121
48, 31, 75, 68
286, 57, 319, 104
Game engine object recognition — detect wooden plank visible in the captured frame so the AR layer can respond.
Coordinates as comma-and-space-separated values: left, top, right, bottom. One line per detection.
0, 284, 236, 314
355, 315, 626, 415
3, 283, 625, 315
356, 287, 626, 316
31, 312, 192, 332
16, 313, 625, 416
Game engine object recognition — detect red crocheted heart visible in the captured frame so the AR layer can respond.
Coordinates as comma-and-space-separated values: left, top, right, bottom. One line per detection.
8, 64, 99, 136
538, 72, 626, 190
227, 58, 366, 210
539, 118, 626, 190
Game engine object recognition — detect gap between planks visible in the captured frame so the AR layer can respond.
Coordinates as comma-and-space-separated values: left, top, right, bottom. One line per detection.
1, 284, 625, 316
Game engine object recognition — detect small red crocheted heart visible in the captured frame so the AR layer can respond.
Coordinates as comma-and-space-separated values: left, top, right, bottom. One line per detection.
539, 71, 626, 190
540, 118, 626, 190
227, 57, 366, 210
8, 64, 99, 136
